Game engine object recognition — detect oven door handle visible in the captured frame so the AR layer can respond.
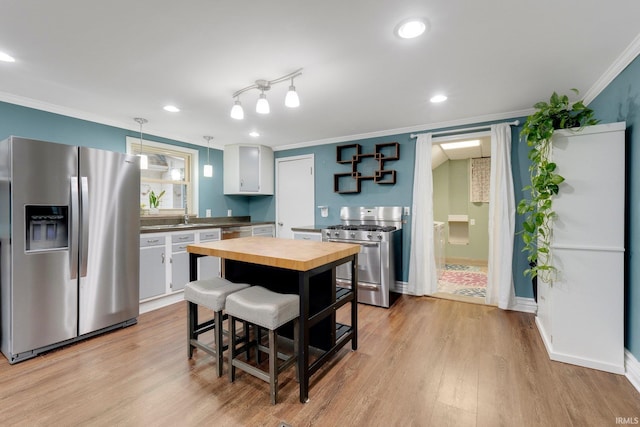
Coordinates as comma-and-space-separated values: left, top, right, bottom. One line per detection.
359, 243, 379, 248
327, 239, 379, 248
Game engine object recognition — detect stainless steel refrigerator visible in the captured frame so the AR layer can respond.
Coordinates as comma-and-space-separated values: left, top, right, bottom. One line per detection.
0, 136, 140, 364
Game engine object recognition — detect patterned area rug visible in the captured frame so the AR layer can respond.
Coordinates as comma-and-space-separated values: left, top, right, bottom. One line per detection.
438, 264, 487, 298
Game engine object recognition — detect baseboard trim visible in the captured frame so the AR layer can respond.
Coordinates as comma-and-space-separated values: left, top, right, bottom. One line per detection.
394, 281, 538, 314
392, 281, 408, 294
536, 316, 625, 375
511, 297, 538, 314
140, 292, 184, 314
625, 349, 640, 394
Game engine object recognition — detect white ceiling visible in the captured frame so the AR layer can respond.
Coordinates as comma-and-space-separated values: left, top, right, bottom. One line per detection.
1, 1, 639, 150
432, 135, 491, 169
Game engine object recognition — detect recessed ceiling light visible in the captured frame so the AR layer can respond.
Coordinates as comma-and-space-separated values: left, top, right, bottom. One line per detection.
0, 51, 15, 62
395, 18, 428, 39
440, 140, 480, 150
430, 94, 447, 103
249, 131, 260, 137
163, 105, 180, 113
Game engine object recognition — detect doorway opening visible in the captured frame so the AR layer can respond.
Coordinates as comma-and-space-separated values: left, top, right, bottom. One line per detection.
431, 132, 490, 304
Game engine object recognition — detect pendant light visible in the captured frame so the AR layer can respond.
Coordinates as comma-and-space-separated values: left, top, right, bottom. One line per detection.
134, 117, 148, 169
203, 136, 213, 177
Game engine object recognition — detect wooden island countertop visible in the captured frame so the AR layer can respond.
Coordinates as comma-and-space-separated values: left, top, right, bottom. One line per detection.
187, 235, 360, 403
187, 236, 360, 271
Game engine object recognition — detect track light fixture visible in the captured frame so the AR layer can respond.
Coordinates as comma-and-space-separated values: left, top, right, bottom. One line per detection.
134, 117, 148, 169
230, 68, 302, 120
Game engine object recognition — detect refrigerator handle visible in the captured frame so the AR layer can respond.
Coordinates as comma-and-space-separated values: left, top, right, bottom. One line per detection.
80, 176, 90, 278
70, 177, 79, 279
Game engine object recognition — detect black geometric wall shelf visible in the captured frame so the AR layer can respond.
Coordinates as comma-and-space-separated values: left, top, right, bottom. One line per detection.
334, 142, 400, 193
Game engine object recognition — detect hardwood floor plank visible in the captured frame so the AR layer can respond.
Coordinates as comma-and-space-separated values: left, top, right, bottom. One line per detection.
1, 295, 639, 426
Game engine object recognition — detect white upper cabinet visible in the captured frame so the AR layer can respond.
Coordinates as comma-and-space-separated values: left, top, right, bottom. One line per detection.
223, 144, 274, 195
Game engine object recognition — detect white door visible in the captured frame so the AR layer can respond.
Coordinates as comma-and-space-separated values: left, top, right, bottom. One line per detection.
276, 155, 314, 239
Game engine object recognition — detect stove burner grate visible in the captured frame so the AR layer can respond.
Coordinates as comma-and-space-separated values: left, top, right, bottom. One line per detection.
325, 224, 397, 232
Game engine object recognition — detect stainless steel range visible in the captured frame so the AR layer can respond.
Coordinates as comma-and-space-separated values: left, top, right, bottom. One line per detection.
322, 206, 402, 308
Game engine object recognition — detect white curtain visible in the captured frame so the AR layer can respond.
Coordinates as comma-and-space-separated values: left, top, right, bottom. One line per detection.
486, 123, 516, 309
408, 133, 438, 296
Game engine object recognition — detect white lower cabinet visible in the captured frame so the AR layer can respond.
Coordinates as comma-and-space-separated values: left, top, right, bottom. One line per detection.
252, 224, 275, 237
170, 232, 194, 292
293, 231, 322, 241
197, 229, 221, 279
139, 235, 167, 300
139, 228, 221, 305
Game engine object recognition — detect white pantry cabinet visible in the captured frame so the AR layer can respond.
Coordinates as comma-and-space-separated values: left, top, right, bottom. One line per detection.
223, 144, 274, 195
535, 122, 625, 374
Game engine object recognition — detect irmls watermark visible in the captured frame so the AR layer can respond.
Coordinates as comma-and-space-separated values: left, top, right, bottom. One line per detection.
616, 417, 639, 425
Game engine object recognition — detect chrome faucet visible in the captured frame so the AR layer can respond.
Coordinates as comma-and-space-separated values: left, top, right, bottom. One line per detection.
183, 185, 189, 224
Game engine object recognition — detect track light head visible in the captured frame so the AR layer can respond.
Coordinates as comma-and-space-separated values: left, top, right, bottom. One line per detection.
230, 98, 244, 120
285, 83, 300, 108
256, 92, 270, 114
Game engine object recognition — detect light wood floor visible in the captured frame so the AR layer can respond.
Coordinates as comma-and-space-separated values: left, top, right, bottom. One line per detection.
1, 295, 639, 426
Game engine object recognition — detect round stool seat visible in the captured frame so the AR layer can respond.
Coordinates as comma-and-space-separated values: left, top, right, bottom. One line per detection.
184, 278, 250, 312
226, 286, 299, 330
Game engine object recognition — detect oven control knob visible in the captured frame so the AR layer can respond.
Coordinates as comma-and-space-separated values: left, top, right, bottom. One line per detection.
334, 231, 340, 237
367, 234, 373, 239
350, 232, 356, 238
326, 231, 331, 237
377, 234, 383, 240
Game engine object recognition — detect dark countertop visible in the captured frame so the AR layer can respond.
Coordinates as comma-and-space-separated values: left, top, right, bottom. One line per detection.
290, 225, 328, 233
140, 216, 274, 234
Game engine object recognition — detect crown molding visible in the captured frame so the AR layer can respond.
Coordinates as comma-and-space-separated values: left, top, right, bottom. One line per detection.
0, 91, 209, 147
274, 109, 533, 151
583, 32, 640, 105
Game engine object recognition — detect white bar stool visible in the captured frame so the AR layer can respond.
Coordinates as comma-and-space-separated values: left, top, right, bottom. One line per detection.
184, 278, 250, 377
225, 286, 299, 405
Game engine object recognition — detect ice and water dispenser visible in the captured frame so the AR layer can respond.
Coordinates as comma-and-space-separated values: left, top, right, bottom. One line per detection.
25, 205, 69, 252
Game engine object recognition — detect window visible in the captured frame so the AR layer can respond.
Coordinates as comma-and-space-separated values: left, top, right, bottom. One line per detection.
126, 137, 199, 216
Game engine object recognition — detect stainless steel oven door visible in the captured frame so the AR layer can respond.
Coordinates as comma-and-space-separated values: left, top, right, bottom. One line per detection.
328, 239, 381, 286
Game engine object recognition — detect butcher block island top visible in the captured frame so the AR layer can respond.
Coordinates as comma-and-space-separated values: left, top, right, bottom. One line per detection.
187, 236, 360, 271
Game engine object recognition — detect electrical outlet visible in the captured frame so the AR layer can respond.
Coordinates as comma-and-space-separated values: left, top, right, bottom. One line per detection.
205, 209, 211, 217
470, 218, 475, 225
404, 206, 410, 215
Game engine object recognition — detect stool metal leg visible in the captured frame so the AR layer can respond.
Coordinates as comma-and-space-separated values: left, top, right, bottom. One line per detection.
293, 318, 299, 382
214, 310, 224, 377
269, 329, 278, 405
229, 316, 237, 383
187, 301, 197, 359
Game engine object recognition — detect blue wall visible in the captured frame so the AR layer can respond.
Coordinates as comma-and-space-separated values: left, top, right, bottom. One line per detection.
589, 54, 640, 359
0, 101, 250, 218
269, 121, 531, 295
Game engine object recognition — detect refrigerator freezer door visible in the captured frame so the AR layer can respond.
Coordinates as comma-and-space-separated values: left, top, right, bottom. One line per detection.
6, 137, 79, 355
78, 147, 140, 335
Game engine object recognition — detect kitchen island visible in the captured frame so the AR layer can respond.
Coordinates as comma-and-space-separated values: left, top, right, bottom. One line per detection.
187, 236, 360, 403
